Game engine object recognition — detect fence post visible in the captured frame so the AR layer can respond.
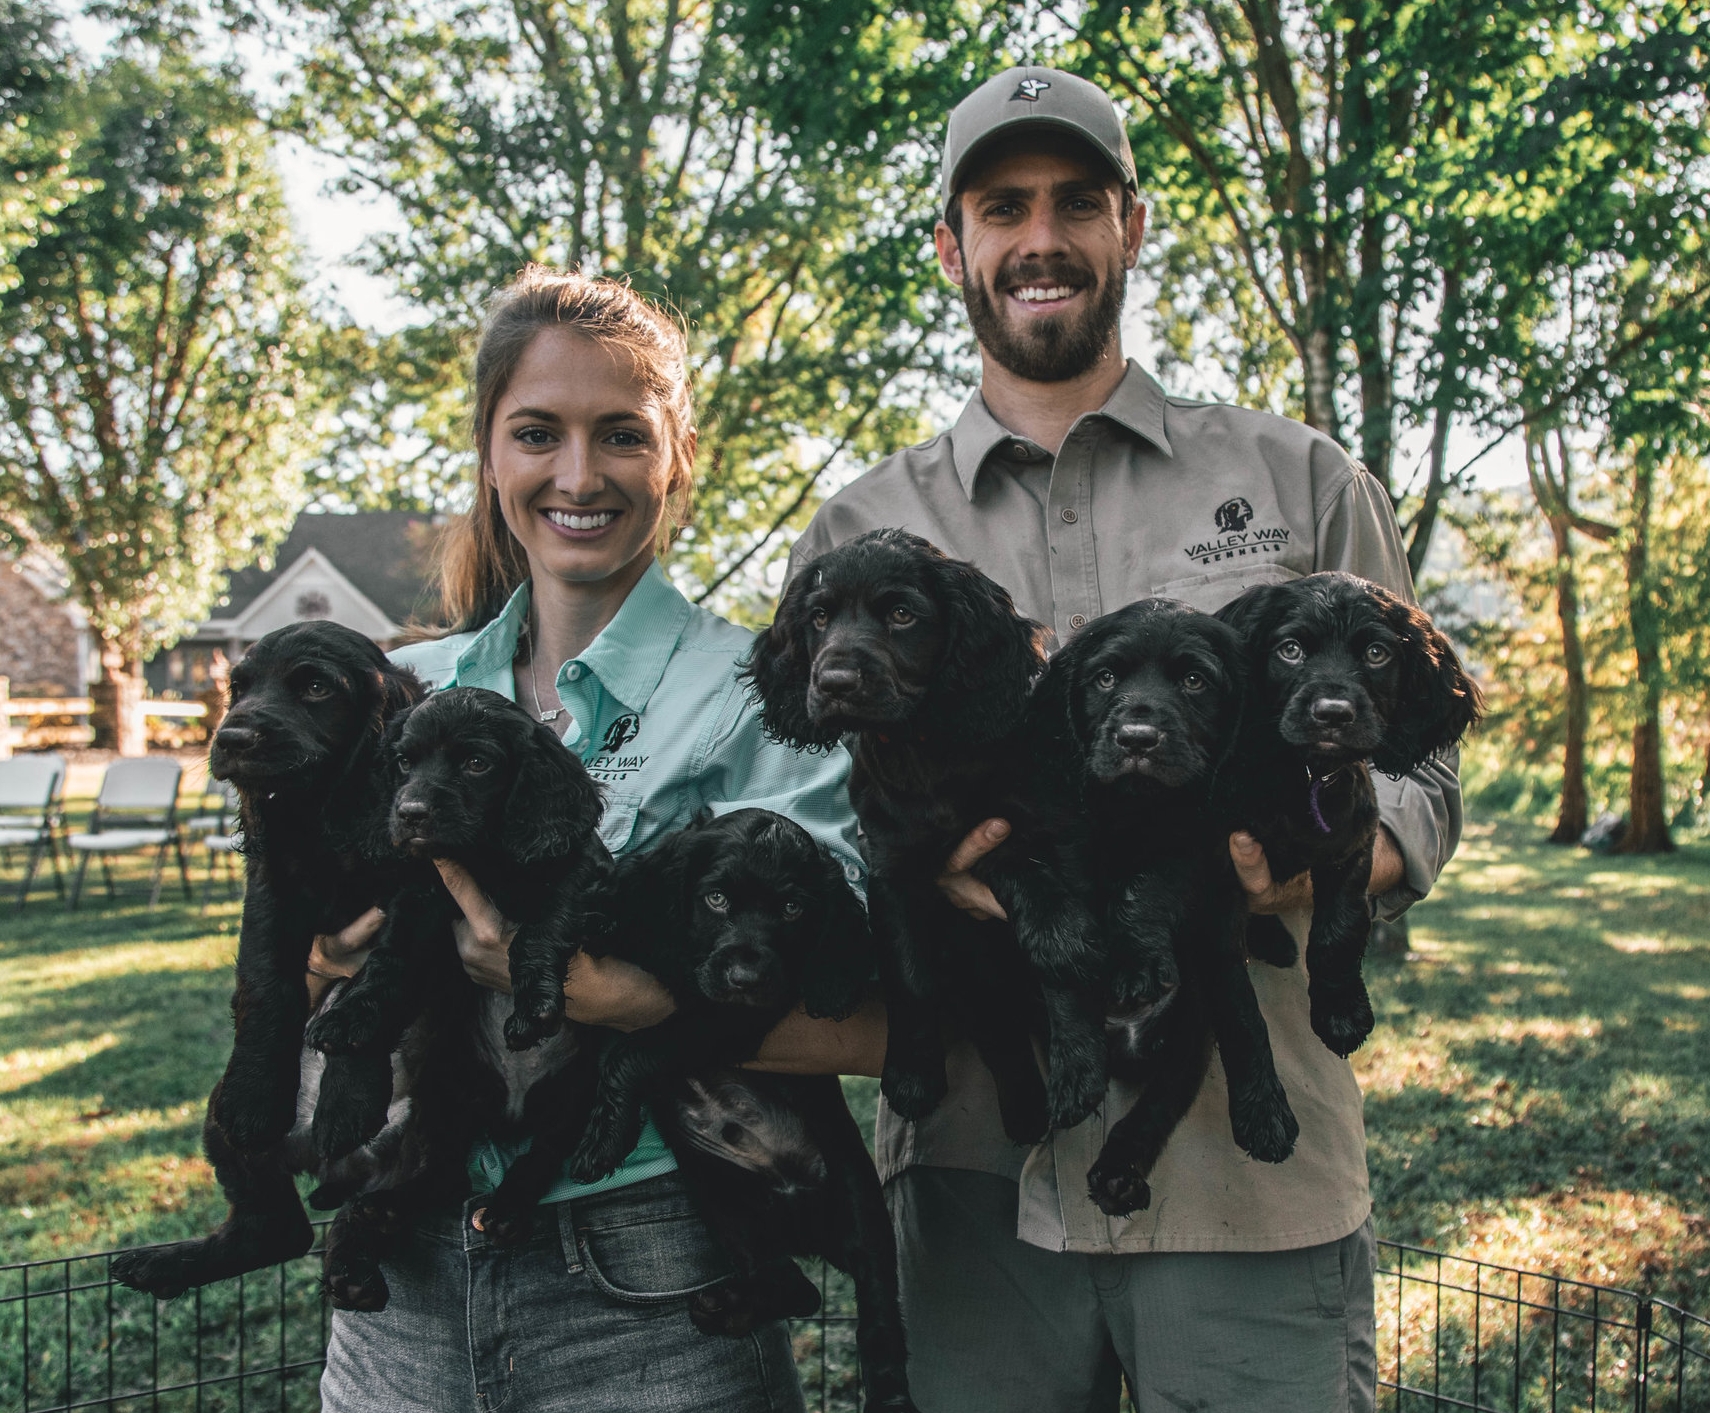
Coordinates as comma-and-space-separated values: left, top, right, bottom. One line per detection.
0, 675, 11, 759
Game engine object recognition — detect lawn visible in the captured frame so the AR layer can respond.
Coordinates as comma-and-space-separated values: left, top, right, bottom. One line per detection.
2, 810, 1707, 1303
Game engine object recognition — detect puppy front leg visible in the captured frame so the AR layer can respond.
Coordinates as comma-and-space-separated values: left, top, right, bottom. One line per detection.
304, 895, 442, 1056
1305, 842, 1377, 1057
873, 880, 948, 1123
967, 982, 1049, 1145
213, 881, 313, 1152
569, 1031, 674, 1183
480, 1056, 601, 1244
1039, 984, 1108, 1132
1196, 892, 1298, 1164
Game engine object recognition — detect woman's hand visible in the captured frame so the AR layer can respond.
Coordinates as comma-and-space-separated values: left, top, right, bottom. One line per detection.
935, 818, 1011, 921
435, 857, 677, 1031
306, 907, 386, 1008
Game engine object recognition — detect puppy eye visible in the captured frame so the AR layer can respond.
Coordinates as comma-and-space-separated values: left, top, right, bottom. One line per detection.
720, 1121, 745, 1144
889, 605, 916, 626
463, 757, 491, 775
1275, 640, 1305, 664
1181, 672, 1207, 692
782, 901, 803, 919
397, 756, 412, 774
1364, 643, 1393, 667
302, 678, 333, 702
809, 608, 829, 630
704, 891, 729, 913
1094, 669, 1117, 691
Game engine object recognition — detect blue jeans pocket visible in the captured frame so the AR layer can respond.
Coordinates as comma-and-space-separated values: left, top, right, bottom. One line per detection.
562, 1180, 735, 1306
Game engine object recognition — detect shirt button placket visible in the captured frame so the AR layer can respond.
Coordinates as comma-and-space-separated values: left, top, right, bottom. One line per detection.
1049, 426, 1099, 640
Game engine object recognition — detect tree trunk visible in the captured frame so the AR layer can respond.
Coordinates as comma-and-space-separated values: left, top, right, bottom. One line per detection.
89, 647, 147, 756
1545, 514, 1590, 843
1613, 459, 1672, 854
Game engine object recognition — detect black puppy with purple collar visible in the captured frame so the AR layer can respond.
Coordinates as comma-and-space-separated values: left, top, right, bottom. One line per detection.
1217, 573, 1482, 1057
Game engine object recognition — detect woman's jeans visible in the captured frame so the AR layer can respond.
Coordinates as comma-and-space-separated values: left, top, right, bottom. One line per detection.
320, 1173, 806, 1413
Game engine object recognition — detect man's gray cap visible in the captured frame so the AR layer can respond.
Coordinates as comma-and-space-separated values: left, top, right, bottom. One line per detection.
941, 66, 1138, 216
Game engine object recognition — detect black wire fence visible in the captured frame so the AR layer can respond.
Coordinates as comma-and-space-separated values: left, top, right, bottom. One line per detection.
3, 1233, 1705, 1411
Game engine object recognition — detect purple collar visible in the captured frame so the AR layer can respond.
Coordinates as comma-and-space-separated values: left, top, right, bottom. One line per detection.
1306, 766, 1343, 833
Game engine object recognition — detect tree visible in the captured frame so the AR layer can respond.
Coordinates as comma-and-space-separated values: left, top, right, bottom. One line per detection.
0, 53, 315, 752
0, 0, 83, 295
247, 0, 1014, 611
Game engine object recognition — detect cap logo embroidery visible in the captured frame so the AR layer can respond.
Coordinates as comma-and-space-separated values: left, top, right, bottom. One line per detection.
1011, 77, 1051, 102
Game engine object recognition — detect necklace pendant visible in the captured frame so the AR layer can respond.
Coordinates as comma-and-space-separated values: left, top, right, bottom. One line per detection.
538, 707, 564, 723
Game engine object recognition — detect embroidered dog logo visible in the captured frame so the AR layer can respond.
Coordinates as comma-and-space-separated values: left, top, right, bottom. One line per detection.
1214, 498, 1254, 534
1012, 77, 1051, 102
601, 713, 640, 753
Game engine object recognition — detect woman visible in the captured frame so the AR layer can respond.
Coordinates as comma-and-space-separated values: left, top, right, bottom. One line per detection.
309, 266, 882, 1413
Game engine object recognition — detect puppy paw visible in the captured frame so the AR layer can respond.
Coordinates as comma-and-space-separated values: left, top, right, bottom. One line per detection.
690, 1279, 763, 1337
567, 1130, 627, 1186
348, 1191, 411, 1240
322, 1254, 390, 1312
312, 1099, 384, 1163
1309, 980, 1375, 1058
881, 1063, 948, 1123
304, 997, 384, 1056
1047, 1053, 1107, 1133
111, 1245, 196, 1301
690, 1266, 820, 1336
502, 1001, 562, 1052
1087, 1159, 1152, 1217
1228, 1075, 1299, 1165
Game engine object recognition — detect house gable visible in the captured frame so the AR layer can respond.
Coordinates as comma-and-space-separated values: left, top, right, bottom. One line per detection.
203, 547, 401, 643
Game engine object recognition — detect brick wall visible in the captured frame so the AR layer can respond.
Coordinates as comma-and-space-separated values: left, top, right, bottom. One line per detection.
0, 559, 84, 695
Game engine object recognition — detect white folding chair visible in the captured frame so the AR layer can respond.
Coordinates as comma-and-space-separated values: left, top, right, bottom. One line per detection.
0, 752, 68, 911
184, 779, 243, 903
66, 758, 191, 909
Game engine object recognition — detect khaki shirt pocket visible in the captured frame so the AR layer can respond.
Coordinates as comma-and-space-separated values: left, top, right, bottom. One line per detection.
1152, 563, 1303, 615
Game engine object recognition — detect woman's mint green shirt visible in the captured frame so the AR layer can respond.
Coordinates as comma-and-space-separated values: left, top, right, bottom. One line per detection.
389, 559, 864, 1204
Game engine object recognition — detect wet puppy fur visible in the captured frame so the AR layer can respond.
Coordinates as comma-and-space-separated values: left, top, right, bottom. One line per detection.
570, 809, 913, 1409
1217, 574, 1482, 1058
307, 686, 613, 1249
743, 528, 1106, 1141
111, 621, 432, 1306
1031, 600, 1298, 1216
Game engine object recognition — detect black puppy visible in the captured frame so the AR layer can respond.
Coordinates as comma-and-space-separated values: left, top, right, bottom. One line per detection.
1217, 573, 1482, 1056
743, 528, 1105, 1140
112, 621, 424, 1301
656, 1070, 916, 1412
1032, 600, 1297, 1216
306, 686, 611, 1242
568, 809, 912, 1410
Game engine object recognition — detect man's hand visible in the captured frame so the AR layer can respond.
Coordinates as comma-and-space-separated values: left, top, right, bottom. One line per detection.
434, 857, 677, 1032
306, 907, 386, 1007
935, 818, 1011, 921
1229, 827, 1405, 914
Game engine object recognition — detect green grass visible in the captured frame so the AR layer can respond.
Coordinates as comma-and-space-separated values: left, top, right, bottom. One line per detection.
2, 812, 1708, 1319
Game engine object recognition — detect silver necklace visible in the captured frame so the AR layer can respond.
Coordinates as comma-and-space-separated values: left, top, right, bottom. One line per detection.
520, 621, 565, 724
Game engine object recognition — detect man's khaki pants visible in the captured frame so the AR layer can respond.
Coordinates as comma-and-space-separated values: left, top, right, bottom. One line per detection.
887, 1167, 1376, 1413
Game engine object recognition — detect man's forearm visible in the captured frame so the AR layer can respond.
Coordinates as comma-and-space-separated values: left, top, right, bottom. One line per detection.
746, 990, 887, 1077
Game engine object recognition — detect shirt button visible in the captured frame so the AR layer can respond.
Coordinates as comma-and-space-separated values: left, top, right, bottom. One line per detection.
566, 664, 582, 681
1009, 440, 1029, 457
1060, 507, 1078, 524
1069, 614, 1087, 631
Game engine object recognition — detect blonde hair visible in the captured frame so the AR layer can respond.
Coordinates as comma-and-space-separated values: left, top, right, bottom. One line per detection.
434, 266, 696, 633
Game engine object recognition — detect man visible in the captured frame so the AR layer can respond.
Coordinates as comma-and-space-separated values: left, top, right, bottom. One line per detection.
788, 67, 1461, 1413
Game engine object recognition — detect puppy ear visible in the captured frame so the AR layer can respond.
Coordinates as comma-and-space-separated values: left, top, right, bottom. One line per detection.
742, 576, 842, 751
1022, 650, 1087, 797
380, 663, 424, 720
1212, 582, 1285, 657
327, 705, 413, 860
1372, 599, 1484, 777
922, 558, 1045, 744
596, 832, 695, 986
799, 851, 874, 1022
501, 721, 604, 864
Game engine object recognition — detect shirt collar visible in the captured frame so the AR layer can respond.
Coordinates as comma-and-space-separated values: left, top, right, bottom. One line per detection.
454, 558, 693, 715
949, 359, 1174, 500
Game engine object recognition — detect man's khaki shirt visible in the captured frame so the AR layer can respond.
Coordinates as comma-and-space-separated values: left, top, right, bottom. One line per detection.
790, 361, 1462, 1255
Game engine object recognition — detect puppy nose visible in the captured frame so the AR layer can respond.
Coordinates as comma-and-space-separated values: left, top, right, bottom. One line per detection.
394, 799, 431, 825
814, 666, 861, 696
214, 724, 258, 752
1311, 698, 1356, 726
1117, 723, 1162, 753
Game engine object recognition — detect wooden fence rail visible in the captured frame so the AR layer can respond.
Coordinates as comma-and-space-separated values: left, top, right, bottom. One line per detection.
0, 677, 206, 757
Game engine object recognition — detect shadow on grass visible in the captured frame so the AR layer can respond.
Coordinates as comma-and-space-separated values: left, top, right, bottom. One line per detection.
1363, 817, 1710, 1307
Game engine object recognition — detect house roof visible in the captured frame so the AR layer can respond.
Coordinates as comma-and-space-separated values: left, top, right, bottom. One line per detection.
219, 511, 445, 629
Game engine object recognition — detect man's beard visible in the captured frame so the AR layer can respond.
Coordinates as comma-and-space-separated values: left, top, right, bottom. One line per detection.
962, 255, 1127, 383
